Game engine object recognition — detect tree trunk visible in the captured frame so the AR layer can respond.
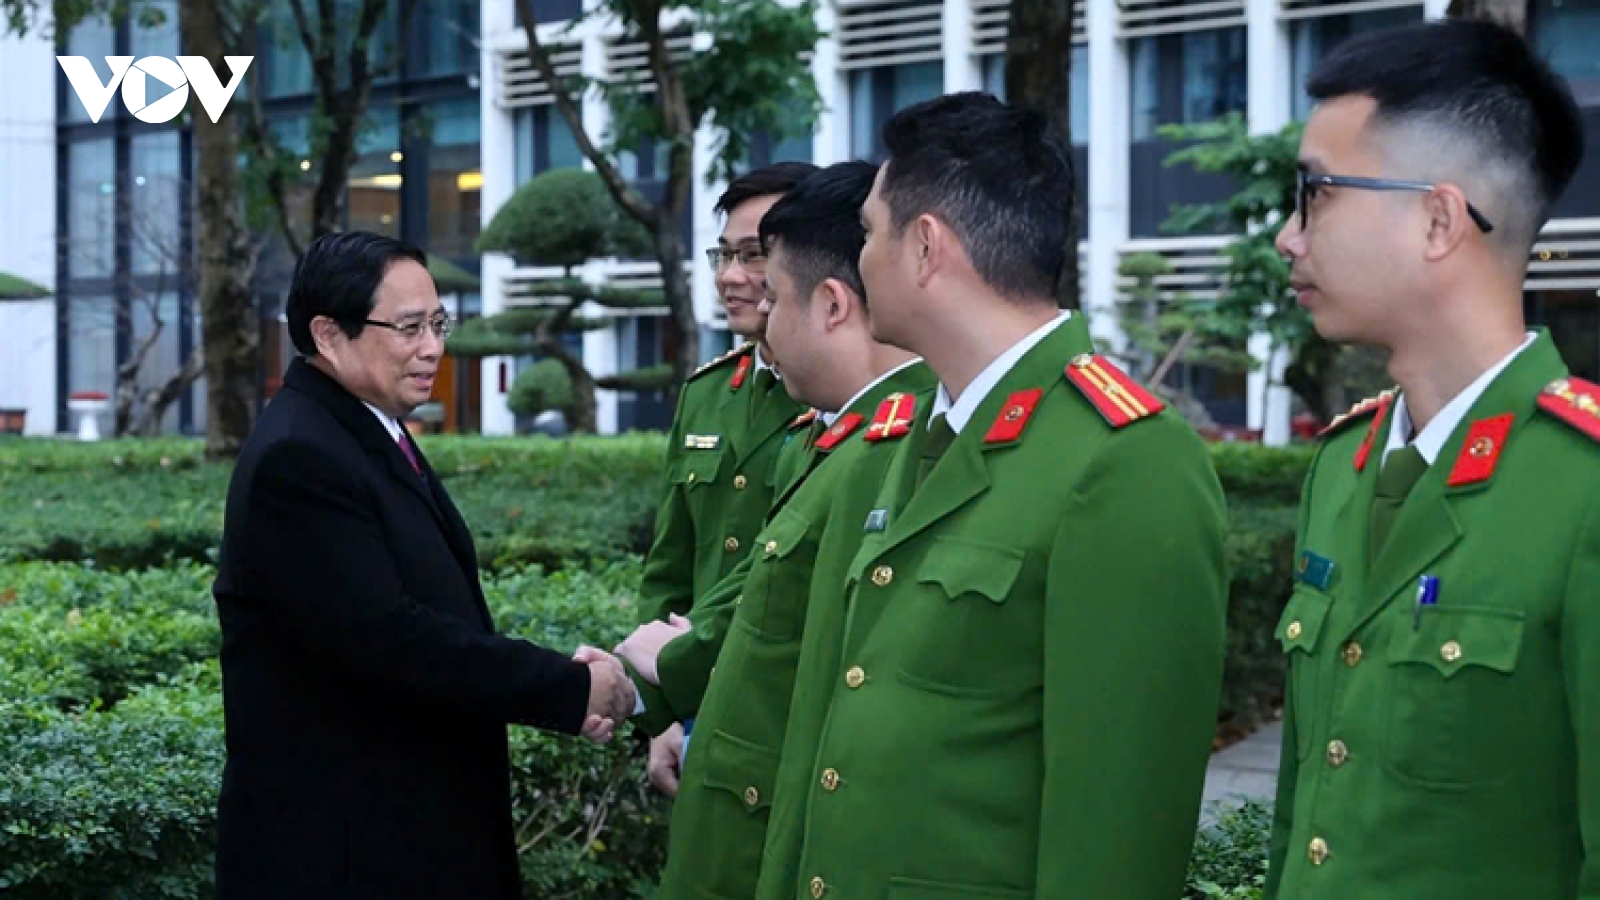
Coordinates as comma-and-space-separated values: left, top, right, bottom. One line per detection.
1005, 0, 1080, 310
542, 343, 599, 434
182, 0, 259, 459
1447, 0, 1528, 34
655, 209, 699, 395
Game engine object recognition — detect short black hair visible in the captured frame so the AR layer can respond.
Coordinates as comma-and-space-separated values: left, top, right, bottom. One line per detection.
714, 161, 819, 218
285, 231, 428, 357
758, 161, 877, 305
879, 92, 1071, 302
1308, 19, 1585, 251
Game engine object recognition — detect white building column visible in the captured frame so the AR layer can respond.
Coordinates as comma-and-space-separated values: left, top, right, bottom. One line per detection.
478, 0, 518, 435
1423, 0, 1450, 19
1246, 0, 1294, 445
812, 1, 847, 166
942, 0, 981, 94
0, 26, 57, 435
1084, 0, 1130, 352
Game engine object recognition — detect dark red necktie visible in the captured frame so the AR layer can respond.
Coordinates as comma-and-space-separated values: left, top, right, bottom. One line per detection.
397, 434, 422, 475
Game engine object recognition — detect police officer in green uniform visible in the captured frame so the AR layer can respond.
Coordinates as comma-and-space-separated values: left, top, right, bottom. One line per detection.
634, 163, 816, 789
759, 93, 1231, 900
1264, 21, 1591, 900
618, 160, 935, 900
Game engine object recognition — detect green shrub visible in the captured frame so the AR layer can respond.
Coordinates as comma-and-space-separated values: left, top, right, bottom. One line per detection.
1186, 800, 1273, 899
1210, 443, 1313, 505
0, 561, 667, 900
1219, 503, 1298, 740
508, 359, 579, 421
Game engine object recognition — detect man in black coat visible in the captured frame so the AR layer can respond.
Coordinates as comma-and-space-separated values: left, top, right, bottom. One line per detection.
212, 231, 636, 900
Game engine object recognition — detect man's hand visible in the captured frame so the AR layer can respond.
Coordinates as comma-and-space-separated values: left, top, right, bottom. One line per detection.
614, 614, 692, 685
648, 723, 686, 797
574, 645, 636, 744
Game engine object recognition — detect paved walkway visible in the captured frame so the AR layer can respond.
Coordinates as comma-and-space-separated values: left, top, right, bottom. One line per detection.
1201, 720, 1282, 815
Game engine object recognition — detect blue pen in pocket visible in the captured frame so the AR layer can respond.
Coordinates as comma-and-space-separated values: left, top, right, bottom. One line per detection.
1413, 575, 1440, 630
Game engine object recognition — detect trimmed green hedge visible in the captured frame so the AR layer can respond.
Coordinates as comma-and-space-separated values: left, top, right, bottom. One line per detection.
0, 561, 667, 900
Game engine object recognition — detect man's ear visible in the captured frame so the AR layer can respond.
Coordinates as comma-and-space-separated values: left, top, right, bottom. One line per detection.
1422, 184, 1475, 262
818, 279, 858, 333
309, 316, 346, 359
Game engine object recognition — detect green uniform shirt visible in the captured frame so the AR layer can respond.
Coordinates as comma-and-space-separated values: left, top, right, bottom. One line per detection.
635, 339, 804, 634
653, 362, 936, 900
1266, 330, 1600, 900
759, 314, 1230, 900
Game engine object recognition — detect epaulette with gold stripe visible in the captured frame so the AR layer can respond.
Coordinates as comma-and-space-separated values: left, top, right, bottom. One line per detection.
1063, 354, 1164, 428
1318, 389, 1395, 440
789, 409, 819, 431
1538, 377, 1600, 443
687, 342, 755, 384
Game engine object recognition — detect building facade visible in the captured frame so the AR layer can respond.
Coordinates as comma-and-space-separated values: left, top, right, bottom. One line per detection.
480, 0, 1600, 441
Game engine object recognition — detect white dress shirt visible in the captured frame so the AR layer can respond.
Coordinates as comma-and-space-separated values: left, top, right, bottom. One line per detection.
822, 357, 924, 427
1382, 332, 1537, 467
929, 312, 1073, 434
364, 402, 406, 445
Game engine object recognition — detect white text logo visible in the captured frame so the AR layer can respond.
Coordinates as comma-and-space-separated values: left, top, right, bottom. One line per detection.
56, 56, 253, 124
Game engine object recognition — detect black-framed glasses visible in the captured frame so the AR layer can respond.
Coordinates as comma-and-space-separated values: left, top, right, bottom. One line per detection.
705, 244, 767, 273
362, 314, 455, 341
1296, 170, 1495, 234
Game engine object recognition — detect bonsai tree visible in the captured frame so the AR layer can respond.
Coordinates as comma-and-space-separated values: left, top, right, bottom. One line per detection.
449, 168, 673, 433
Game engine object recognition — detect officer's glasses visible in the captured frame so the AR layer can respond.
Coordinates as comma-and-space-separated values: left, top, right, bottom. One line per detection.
1296, 169, 1495, 234
705, 243, 767, 274
363, 313, 455, 342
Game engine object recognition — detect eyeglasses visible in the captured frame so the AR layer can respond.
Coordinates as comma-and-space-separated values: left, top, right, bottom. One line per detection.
1296, 170, 1495, 234
362, 314, 455, 341
705, 244, 767, 273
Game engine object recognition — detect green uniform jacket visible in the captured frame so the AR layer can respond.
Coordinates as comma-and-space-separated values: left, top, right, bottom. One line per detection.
633, 344, 805, 734
655, 363, 936, 900
761, 315, 1230, 900
1266, 330, 1600, 900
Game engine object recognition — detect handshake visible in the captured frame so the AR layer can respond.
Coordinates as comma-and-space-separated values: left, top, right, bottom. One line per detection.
571, 613, 694, 745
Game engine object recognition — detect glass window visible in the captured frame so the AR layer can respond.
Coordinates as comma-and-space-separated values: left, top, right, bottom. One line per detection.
131, 292, 184, 431
981, 47, 1089, 143
349, 106, 402, 236
64, 15, 118, 123
1130, 28, 1247, 141
1532, 0, 1600, 106
261, 5, 313, 98
415, 0, 479, 78
850, 61, 944, 161
67, 296, 117, 398
1290, 8, 1424, 120
131, 0, 181, 58
425, 100, 482, 259
514, 107, 584, 186
131, 132, 184, 277
69, 139, 117, 280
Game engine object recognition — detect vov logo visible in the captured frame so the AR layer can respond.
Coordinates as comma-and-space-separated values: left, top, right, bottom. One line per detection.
57, 56, 253, 124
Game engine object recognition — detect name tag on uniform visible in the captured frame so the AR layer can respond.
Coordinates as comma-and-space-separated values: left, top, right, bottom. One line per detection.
684, 434, 721, 450
864, 509, 889, 533
1296, 551, 1336, 591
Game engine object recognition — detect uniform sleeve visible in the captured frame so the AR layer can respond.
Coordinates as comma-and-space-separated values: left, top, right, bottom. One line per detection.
1264, 448, 1323, 900
228, 439, 591, 734
1036, 422, 1229, 899
1560, 487, 1600, 900
636, 394, 698, 626
630, 553, 752, 738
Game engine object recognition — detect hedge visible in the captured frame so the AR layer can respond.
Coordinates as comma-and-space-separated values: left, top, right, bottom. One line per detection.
0, 561, 667, 900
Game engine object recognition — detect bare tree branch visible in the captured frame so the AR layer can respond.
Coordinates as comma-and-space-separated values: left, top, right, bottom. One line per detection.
513, 0, 657, 226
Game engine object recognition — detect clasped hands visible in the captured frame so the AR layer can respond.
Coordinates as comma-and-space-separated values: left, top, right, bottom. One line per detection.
571, 613, 690, 745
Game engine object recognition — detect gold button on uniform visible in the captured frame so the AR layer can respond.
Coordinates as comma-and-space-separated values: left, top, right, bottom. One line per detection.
1308, 837, 1330, 866
686, 472, 698, 485
765, 540, 779, 555
872, 565, 894, 587
1342, 642, 1363, 667
1441, 640, 1463, 663
744, 786, 760, 808
734, 474, 747, 490
821, 768, 840, 792
1286, 621, 1303, 641
810, 876, 827, 898
845, 666, 866, 689
1326, 740, 1348, 768
725, 537, 740, 553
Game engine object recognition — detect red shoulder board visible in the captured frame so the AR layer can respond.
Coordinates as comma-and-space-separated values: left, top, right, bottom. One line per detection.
1063, 355, 1164, 428
1538, 377, 1600, 442
1318, 390, 1393, 440
729, 355, 753, 390
789, 409, 819, 431
864, 393, 916, 442
814, 413, 864, 451
984, 389, 1044, 445
1445, 413, 1515, 487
